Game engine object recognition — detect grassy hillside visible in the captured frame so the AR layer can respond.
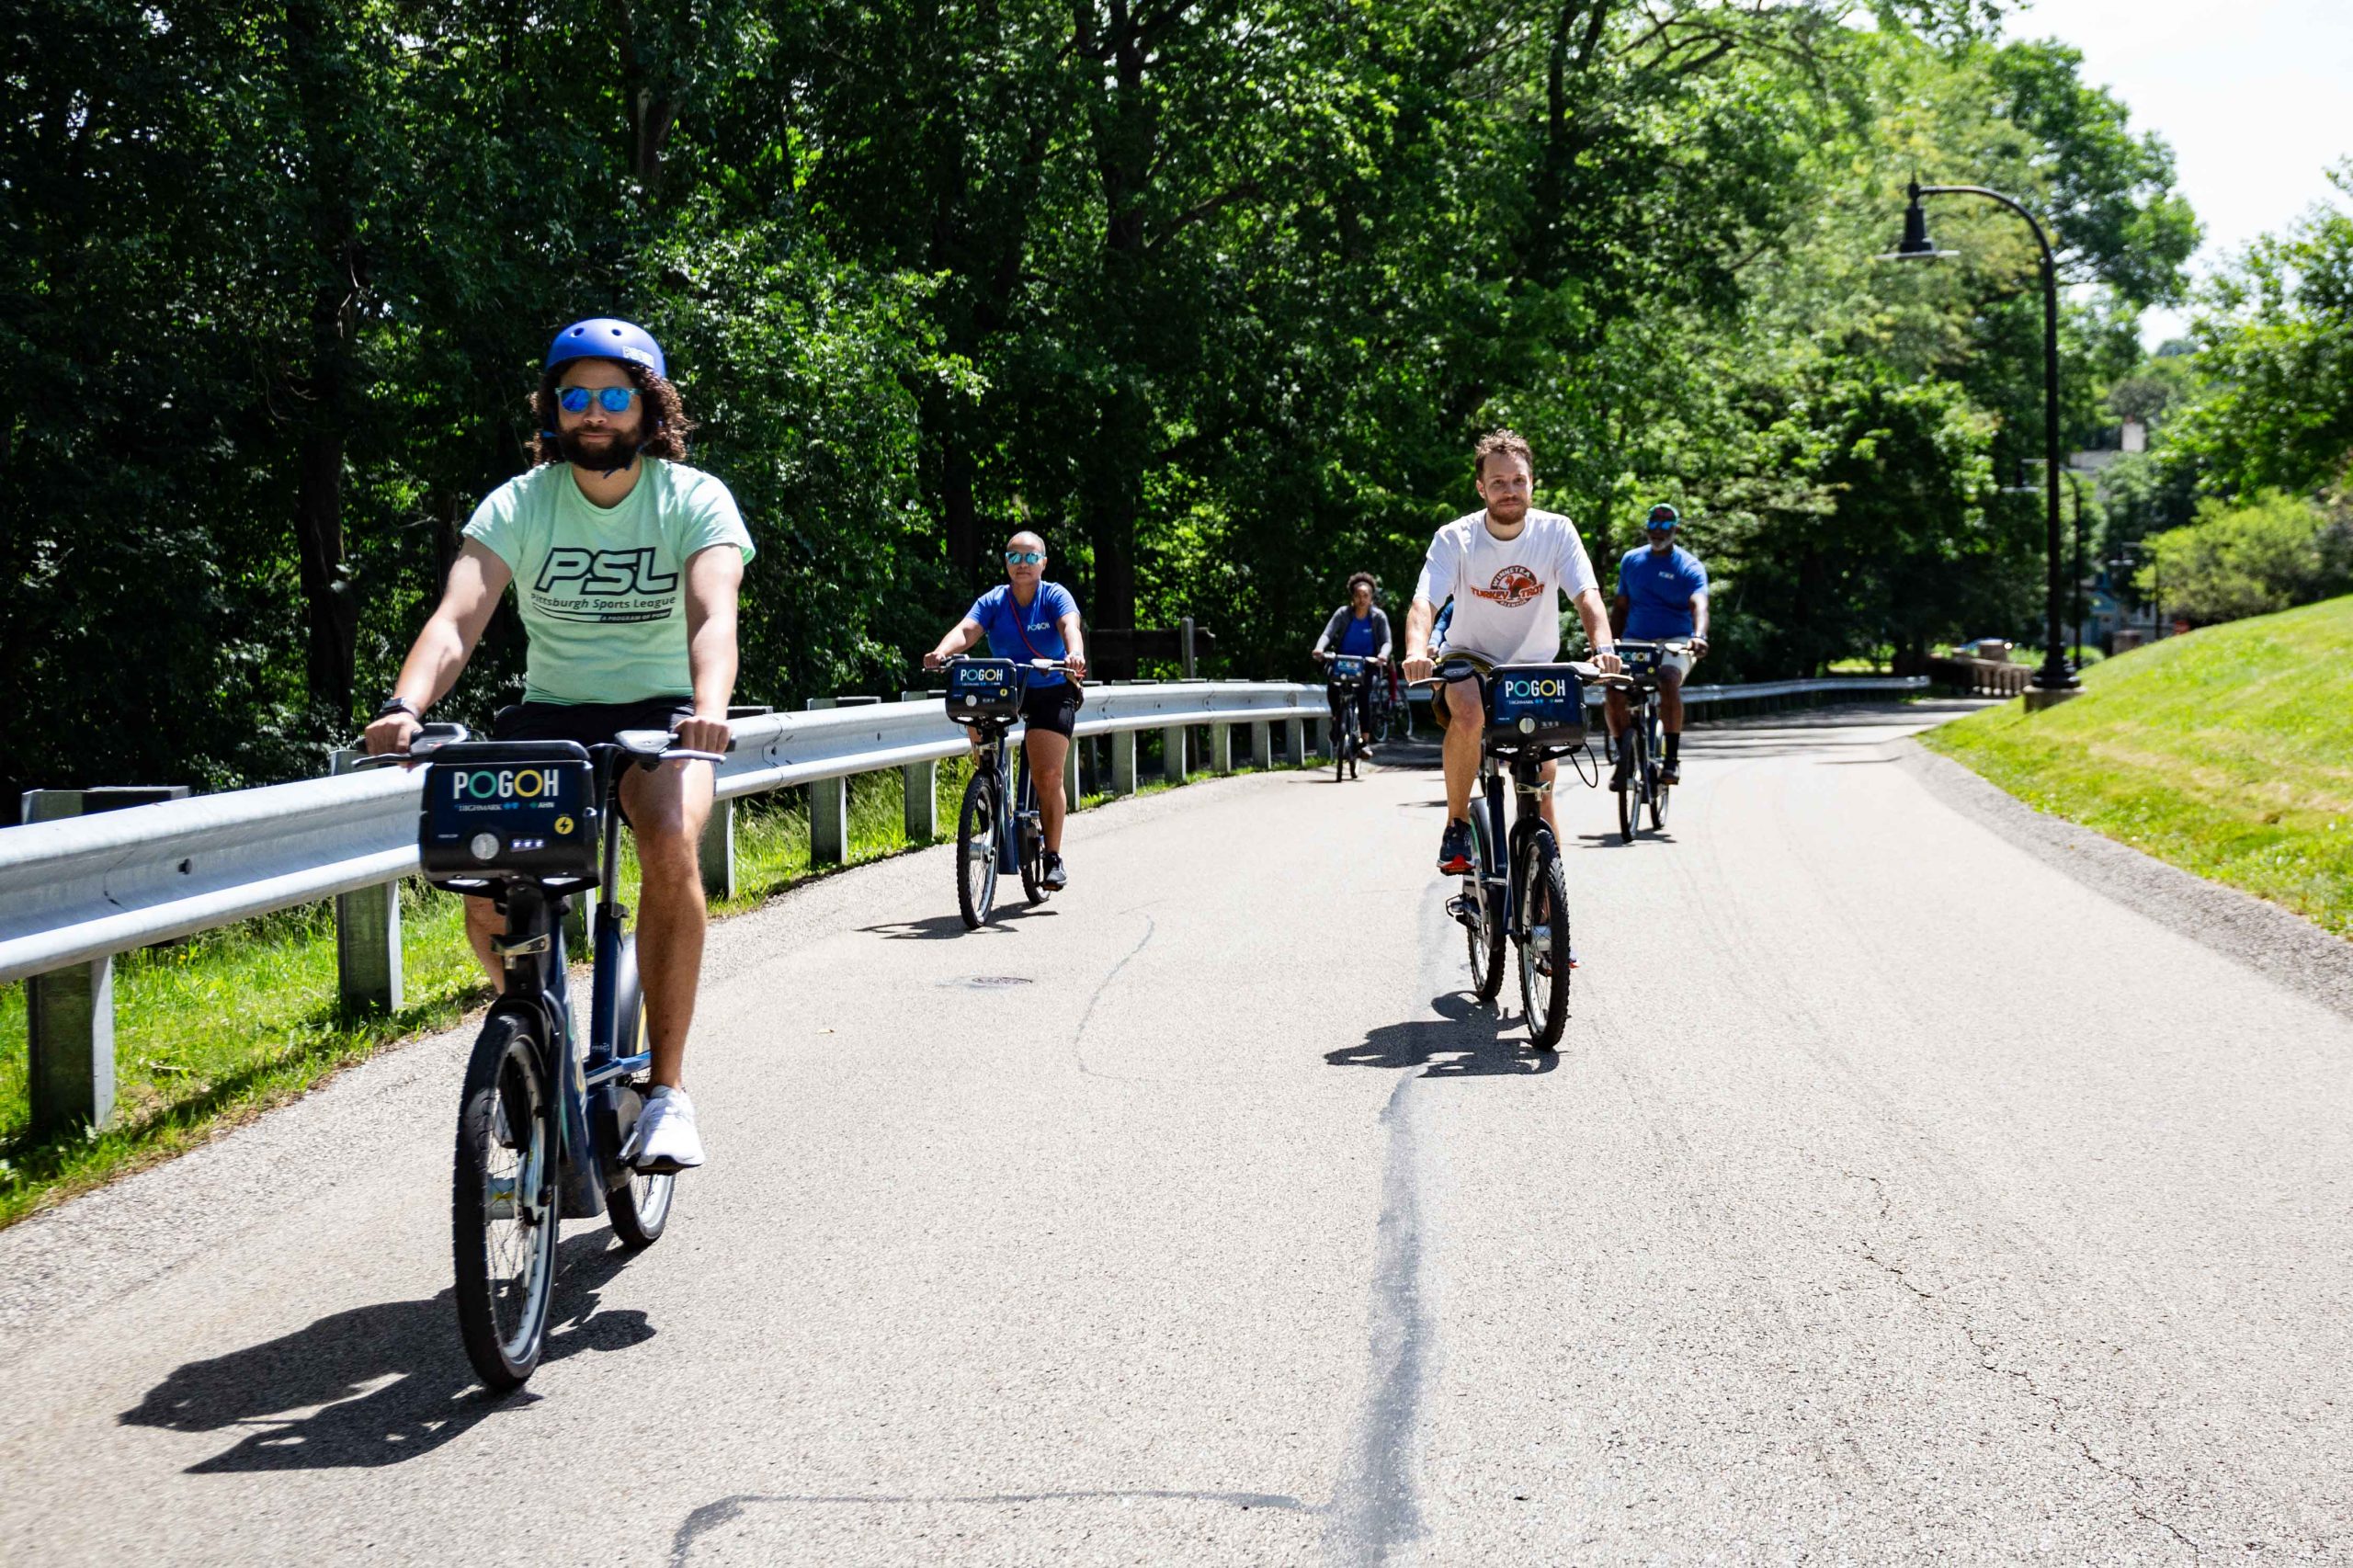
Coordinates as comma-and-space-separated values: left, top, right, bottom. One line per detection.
1924, 595, 2353, 939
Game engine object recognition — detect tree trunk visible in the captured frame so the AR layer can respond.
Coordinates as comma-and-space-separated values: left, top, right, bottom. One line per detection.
283, 0, 361, 721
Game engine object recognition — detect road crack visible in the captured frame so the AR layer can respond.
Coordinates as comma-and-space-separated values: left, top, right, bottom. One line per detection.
1847, 1172, 2207, 1561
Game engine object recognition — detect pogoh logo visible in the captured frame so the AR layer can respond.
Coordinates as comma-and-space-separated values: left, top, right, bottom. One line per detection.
453, 768, 551, 801
1471, 564, 1542, 608
1503, 676, 1570, 699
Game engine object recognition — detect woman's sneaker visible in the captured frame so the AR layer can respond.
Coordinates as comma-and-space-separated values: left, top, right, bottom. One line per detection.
625, 1085, 705, 1172
1041, 852, 1069, 891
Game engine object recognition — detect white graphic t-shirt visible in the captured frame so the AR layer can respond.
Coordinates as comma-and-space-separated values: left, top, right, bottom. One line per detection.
1413, 508, 1598, 665
463, 459, 754, 704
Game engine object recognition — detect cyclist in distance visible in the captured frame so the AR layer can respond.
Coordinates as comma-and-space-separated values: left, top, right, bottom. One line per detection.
1312, 571, 1392, 752
362, 318, 753, 1172
1402, 429, 1620, 872
1607, 503, 1711, 787
923, 530, 1090, 890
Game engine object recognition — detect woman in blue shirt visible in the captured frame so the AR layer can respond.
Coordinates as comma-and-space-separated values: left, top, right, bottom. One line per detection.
1312, 572, 1393, 750
923, 530, 1089, 890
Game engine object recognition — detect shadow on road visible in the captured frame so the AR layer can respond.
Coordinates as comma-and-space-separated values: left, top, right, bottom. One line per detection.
119, 1231, 652, 1471
1327, 991, 1558, 1078
858, 905, 1059, 939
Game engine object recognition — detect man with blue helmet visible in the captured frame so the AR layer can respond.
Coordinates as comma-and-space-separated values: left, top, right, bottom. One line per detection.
1607, 503, 1711, 787
363, 318, 754, 1172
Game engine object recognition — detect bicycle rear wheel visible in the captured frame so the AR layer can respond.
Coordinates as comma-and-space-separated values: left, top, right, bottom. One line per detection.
453, 1010, 560, 1391
1649, 779, 1671, 831
1616, 726, 1640, 845
606, 954, 674, 1249
1018, 814, 1047, 903
1517, 830, 1573, 1049
1464, 804, 1506, 1003
956, 772, 1000, 928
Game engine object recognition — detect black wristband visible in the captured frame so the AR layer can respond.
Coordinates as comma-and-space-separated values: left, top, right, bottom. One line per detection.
373, 696, 421, 722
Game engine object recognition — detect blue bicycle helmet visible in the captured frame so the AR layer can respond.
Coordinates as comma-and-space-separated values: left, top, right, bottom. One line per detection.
545, 318, 666, 381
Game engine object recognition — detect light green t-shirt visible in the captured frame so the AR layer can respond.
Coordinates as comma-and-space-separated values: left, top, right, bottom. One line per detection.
463, 459, 755, 705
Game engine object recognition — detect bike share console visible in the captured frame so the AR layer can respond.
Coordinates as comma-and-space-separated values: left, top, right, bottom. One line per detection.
418, 740, 601, 883
948, 657, 1025, 722
1483, 664, 1588, 752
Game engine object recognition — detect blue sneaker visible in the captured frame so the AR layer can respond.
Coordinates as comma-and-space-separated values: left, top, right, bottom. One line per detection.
1437, 820, 1473, 873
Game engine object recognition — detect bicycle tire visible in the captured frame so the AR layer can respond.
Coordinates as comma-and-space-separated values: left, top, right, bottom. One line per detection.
1517, 830, 1573, 1049
1334, 697, 1350, 782
1616, 727, 1639, 845
1018, 812, 1047, 904
1464, 803, 1506, 1003
956, 771, 999, 929
452, 1009, 561, 1391
1649, 779, 1670, 832
606, 952, 674, 1249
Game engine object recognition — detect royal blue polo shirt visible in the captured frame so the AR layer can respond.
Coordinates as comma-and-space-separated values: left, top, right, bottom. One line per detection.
1616, 545, 1708, 641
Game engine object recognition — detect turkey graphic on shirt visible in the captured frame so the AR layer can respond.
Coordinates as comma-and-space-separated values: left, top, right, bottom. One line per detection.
1470, 563, 1543, 608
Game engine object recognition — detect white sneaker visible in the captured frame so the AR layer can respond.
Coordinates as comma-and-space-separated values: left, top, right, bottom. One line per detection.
625, 1085, 705, 1172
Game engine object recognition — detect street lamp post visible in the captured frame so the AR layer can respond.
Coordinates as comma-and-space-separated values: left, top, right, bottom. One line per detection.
2064, 470, 2086, 671
1881, 178, 2078, 706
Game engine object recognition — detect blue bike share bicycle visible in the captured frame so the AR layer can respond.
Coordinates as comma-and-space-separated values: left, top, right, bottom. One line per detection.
1413, 656, 1627, 1049
1317, 651, 1380, 781
362, 721, 722, 1389
1606, 639, 1690, 843
939, 655, 1076, 928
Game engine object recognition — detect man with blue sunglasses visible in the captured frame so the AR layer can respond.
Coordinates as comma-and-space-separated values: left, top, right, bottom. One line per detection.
924, 530, 1089, 890
364, 317, 754, 1173
1607, 502, 1710, 788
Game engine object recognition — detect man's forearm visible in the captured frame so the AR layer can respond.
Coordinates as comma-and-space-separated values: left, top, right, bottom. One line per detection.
1692, 597, 1710, 641
688, 620, 739, 720
1404, 600, 1435, 658
389, 619, 471, 710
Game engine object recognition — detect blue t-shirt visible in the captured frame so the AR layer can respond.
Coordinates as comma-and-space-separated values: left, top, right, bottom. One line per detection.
1617, 545, 1708, 640
1336, 613, 1382, 655
968, 581, 1079, 687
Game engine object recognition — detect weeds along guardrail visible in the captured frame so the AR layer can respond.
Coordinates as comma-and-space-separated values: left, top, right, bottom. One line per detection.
0, 680, 1327, 1134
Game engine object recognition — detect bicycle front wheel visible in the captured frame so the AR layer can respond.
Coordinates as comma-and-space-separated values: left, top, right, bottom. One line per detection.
956, 772, 1000, 929
1464, 805, 1506, 1003
1649, 778, 1671, 831
1334, 704, 1349, 781
606, 956, 674, 1249
1616, 745, 1638, 845
452, 1011, 561, 1391
1517, 831, 1573, 1049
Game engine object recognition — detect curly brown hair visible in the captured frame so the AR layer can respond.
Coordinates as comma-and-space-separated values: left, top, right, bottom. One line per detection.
531, 359, 697, 467
1472, 427, 1533, 479
1346, 571, 1377, 597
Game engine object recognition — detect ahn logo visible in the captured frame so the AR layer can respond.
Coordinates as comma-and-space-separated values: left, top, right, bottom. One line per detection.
533, 547, 680, 597
1471, 564, 1542, 608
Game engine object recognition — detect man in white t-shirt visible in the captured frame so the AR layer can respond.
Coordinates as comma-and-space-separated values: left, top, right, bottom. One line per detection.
1401, 429, 1620, 872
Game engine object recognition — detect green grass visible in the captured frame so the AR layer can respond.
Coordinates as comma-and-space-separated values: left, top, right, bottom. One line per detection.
1923, 595, 2353, 939
0, 742, 1298, 1226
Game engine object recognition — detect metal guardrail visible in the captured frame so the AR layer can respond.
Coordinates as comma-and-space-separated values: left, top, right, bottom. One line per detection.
1402, 673, 1929, 709
1924, 655, 2031, 697
0, 670, 1922, 1133
0, 679, 1332, 1133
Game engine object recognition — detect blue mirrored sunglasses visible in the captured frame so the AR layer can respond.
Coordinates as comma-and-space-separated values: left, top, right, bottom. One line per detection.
558, 386, 641, 415
1005, 550, 1045, 565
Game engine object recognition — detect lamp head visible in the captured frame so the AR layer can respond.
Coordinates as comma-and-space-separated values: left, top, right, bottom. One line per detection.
1878, 177, 1959, 262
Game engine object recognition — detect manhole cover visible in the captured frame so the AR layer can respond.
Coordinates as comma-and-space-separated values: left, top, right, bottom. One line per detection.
942, 975, 1034, 989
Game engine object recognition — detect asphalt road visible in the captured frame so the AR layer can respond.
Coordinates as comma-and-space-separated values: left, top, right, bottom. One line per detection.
5, 701, 2351, 1565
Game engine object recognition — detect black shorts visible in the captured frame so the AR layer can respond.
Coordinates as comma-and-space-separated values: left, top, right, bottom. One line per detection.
489, 699, 695, 835
491, 698, 694, 747
1426, 653, 1495, 731
1017, 681, 1084, 738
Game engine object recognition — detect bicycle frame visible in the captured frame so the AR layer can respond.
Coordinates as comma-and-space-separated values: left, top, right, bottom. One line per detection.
973, 724, 1042, 875
464, 745, 651, 1220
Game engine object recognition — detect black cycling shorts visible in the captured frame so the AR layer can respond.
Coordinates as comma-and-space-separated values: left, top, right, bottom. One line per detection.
489, 699, 696, 835
1017, 681, 1084, 738
491, 698, 695, 747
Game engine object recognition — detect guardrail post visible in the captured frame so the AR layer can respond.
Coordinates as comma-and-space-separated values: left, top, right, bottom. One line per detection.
1109, 729, 1139, 796
1281, 717, 1305, 764
901, 691, 938, 840
806, 699, 849, 867
329, 752, 404, 1014
1312, 715, 1333, 758
699, 799, 736, 900
1250, 720, 1272, 769
1064, 733, 1085, 811
1210, 722, 1234, 774
19, 790, 138, 1132
1162, 723, 1189, 786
